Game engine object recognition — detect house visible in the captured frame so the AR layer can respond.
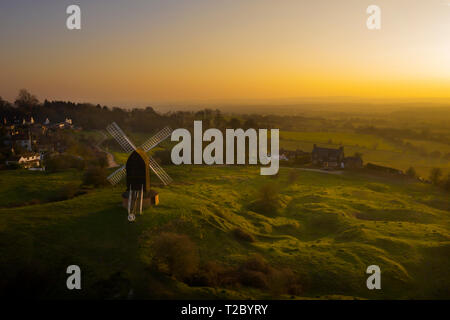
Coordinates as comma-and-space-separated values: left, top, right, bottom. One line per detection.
6, 152, 41, 168
311, 144, 344, 168
51, 118, 74, 130
11, 131, 32, 151
344, 156, 363, 169
279, 148, 310, 161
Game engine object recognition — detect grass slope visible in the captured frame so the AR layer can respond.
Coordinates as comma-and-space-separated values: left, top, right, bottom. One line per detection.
0, 166, 449, 299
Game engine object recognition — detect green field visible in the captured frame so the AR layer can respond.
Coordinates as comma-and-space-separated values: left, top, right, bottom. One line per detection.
280, 131, 450, 177
0, 166, 449, 299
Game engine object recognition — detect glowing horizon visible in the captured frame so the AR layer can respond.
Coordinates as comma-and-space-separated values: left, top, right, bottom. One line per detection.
1, 0, 449, 106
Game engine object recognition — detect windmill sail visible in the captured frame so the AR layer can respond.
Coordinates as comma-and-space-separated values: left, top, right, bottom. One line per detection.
105, 122, 173, 187
140, 126, 173, 152
106, 122, 136, 153
148, 156, 173, 185
107, 165, 126, 185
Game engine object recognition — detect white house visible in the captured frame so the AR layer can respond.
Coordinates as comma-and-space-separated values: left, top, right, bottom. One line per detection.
6, 152, 41, 168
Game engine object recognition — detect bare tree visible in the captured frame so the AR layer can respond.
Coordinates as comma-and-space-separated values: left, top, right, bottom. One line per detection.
14, 89, 39, 112
429, 168, 443, 185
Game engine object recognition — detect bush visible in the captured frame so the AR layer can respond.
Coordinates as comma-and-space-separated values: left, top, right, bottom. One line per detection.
153, 149, 172, 165
238, 254, 302, 295
188, 261, 227, 287
443, 174, 450, 192
188, 254, 302, 297
239, 270, 269, 289
51, 183, 81, 201
152, 232, 199, 280
406, 167, 417, 179
83, 166, 108, 187
232, 228, 255, 242
429, 168, 443, 185
90, 272, 132, 299
288, 170, 299, 184
45, 155, 85, 172
249, 184, 281, 216
96, 154, 108, 168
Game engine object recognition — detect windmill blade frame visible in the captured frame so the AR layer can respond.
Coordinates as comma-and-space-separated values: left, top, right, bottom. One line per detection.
106, 122, 136, 154
107, 165, 126, 185
140, 126, 173, 152
148, 156, 173, 185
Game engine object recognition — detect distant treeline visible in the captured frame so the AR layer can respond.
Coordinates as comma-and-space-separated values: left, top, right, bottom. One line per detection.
1, 90, 450, 147
356, 126, 450, 146
0, 90, 342, 133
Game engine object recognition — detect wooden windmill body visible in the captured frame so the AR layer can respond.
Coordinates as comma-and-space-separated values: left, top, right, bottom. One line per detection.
105, 123, 172, 221
121, 148, 158, 210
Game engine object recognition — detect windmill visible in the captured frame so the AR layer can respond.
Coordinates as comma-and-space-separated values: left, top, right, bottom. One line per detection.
105, 122, 173, 222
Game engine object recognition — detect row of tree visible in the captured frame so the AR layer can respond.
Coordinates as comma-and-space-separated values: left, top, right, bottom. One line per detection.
1, 90, 306, 133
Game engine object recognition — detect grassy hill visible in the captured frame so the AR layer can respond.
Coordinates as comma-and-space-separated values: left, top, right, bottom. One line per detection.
0, 166, 449, 299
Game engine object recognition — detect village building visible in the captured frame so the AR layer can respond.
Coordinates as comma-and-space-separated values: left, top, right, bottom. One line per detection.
279, 148, 309, 161
10, 131, 33, 151
311, 144, 345, 168
50, 118, 74, 130
344, 156, 363, 169
5, 152, 41, 168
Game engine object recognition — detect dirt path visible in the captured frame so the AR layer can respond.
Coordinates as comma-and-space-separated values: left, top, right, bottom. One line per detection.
94, 130, 120, 168
95, 145, 119, 168
281, 167, 344, 175
103, 148, 119, 168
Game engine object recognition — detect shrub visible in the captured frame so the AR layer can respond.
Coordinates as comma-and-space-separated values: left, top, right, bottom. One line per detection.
51, 183, 80, 201
232, 228, 255, 242
241, 254, 270, 273
90, 272, 132, 299
96, 154, 108, 168
83, 166, 108, 187
188, 261, 227, 287
443, 174, 450, 192
45, 155, 85, 172
188, 254, 302, 297
239, 270, 268, 289
153, 149, 172, 165
152, 232, 199, 280
237, 254, 302, 295
288, 170, 299, 184
406, 167, 417, 178
249, 184, 281, 215
429, 168, 443, 185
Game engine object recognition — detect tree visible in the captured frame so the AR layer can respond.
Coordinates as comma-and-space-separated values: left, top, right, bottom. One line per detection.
228, 118, 241, 128
353, 152, 363, 160
443, 174, 450, 192
14, 89, 39, 112
429, 168, 443, 185
243, 118, 258, 130
213, 110, 226, 129
406, 167, 417, 179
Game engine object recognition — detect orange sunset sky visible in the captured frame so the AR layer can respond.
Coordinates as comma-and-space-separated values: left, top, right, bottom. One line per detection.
1, 0, 449, 106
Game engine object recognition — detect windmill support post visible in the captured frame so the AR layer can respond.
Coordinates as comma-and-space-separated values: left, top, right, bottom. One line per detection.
127, 185, 132, 215
140, 185, 143, 215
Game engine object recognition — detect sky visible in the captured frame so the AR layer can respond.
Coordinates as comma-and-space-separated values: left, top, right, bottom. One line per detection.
0, 0, 449, 106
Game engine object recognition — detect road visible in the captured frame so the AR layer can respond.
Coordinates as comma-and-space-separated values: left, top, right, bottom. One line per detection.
280, 167, 344, 175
